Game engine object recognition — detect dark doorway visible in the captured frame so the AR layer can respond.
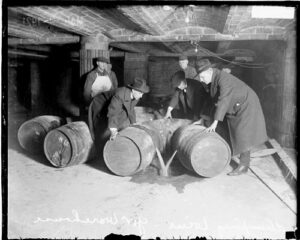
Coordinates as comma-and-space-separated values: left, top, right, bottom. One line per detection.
16, 59, 31, 110
110, 57, 124, 87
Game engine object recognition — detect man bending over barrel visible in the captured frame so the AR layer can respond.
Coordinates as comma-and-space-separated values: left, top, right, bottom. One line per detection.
164, 70, 208, 120
107, 77, 150, 140
193, 58, 268, 176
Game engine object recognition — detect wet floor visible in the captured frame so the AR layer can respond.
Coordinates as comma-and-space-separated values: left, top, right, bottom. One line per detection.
7, 112, 297, 239
130, 159, 205, 194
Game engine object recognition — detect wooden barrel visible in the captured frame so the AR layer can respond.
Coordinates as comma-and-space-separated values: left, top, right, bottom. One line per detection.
44, 121, 93, 168
134, 106, 155, 123
17, 115, 66, 154
140, 118, 192, 152
103, 119, 192, 176
172, 125, 231, 177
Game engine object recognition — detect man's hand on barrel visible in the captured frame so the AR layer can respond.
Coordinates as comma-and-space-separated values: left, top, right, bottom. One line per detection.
205, 120, 218, 133
109, 128, 118, 141
192, 118, 204, 125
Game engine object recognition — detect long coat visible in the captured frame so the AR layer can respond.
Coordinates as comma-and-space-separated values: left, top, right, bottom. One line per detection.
107, 87, 138, 130
83, 68, 118, 105
208, 68, 268, 155
88, 90, 116, 141
169, 78, 208, 119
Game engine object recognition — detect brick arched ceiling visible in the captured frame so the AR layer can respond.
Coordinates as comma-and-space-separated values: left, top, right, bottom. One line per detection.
7, 5, 295, 56
8, 8, 80, 44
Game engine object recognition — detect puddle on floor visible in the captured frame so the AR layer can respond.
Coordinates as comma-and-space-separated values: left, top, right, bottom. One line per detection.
130, 158, 205, 193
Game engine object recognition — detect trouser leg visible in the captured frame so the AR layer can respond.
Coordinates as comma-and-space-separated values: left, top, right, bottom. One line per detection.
227, 150, 250, 176
240, 150, 250, 166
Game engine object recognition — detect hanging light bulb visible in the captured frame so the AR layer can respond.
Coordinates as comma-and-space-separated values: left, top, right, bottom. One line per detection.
185, 15, 190, 23
195, 45, 198, 53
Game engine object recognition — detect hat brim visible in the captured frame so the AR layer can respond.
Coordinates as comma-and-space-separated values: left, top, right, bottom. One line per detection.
128, 85, 150, 93
95, 58, 110, 64
96, 60, 109, 64
196, 63, 216, 76
198, 65, 211, 74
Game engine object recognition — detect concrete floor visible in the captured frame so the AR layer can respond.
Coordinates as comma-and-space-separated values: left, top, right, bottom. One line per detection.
7, 112, 296, 239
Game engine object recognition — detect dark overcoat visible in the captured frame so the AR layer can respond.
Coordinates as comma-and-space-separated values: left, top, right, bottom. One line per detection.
209, 68, 268, 155
107, 87, 138, 130
184, 65, 198, 80
169, 78, 208, 119
88, 90, 116, 141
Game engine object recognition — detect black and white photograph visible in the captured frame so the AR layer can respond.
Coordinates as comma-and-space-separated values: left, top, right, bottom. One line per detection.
2, 2, 298, 239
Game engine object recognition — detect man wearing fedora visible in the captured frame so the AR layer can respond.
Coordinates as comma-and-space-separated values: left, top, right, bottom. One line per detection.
107, 77, 150, 140
195, 58, 268, 176
178, 55, 198, 80
83, 56, 118, 105
164, 70, 208, 120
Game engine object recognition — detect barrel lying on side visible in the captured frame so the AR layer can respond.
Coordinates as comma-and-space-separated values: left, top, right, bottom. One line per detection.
138, 118, 192, 152
172, 124, 231, 178
44, 121, 93, 168
103, 118, 192, 176
17, 115, 66, 154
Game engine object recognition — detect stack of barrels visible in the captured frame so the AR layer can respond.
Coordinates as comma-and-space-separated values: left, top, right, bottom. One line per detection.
18, 116, 93, 168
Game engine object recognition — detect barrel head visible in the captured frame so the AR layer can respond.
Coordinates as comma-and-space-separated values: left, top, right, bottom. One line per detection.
190, 133, 231, 177
18, 121, 47, 154
44, 130, 73, 168
103, 136, 141, 176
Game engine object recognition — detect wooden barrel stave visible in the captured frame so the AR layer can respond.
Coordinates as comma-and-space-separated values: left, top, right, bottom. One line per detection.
17, 115, 65, 154
45, 129, 73, 167
64, 122, 93, 166
104, 136, 142, 176
104, 126, 155, 176
103, 118, 192, 176
171, 125, 205, 171
119, 127, 156, 172
44, 121, 93, 168
172, 124, 231, 177
140, 118, 192, 152
189, 132, 231, 177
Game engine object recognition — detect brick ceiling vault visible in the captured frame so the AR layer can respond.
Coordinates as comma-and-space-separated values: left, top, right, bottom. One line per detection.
7, 5, 295, 56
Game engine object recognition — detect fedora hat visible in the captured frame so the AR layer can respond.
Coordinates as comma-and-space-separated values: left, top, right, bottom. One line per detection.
179, 55, 188, 61
128, 77, 150, 93
171, 70, 185, 88
196, 58, 214, 74
95, 56, 110, 64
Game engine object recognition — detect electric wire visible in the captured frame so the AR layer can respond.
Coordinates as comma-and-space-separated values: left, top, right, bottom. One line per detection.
195, 45, 273, 69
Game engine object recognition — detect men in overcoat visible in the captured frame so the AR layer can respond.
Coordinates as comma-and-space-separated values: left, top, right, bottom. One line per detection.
195, 58, 268, 176
107, 77, 150, 140
164, 70, 208, 120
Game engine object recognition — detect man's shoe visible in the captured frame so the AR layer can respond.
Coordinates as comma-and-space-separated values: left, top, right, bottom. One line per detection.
227, 164, 249, 176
